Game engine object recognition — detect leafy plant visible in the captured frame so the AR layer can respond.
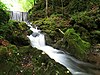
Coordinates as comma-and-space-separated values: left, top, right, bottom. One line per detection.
0, 1, 8, 10
18, 0, 37, 11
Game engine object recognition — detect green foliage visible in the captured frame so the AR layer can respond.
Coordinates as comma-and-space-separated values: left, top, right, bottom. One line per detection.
28, 0, 100, 21
0, 1, 8, 10
0, 2, 10, 38
70, 9, 100, 43
0, 9, 10, 39
0, 20, 29, 46
71, 11, 97, 30
0, 9, 9, 25
28, 9, 46, 21
33, 14, 69, 44
18, 0, 36, 11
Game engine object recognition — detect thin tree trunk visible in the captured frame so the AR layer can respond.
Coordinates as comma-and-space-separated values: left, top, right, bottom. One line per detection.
61, 0, 64, 16
46, 0, 48, 17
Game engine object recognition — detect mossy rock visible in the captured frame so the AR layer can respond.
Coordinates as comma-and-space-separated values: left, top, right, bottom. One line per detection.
2, 21, 30, 46
64, 28, 91, 59
0, 46, 8, 56
32, 14, 69, 45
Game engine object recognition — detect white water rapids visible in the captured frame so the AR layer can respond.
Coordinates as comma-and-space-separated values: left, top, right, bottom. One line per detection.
27, 23, 99, 75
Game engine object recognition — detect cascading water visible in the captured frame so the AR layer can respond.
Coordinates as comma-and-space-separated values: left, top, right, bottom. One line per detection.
27, 23, 99, 75
9, 11, 28, 21
8, 10, 99, 75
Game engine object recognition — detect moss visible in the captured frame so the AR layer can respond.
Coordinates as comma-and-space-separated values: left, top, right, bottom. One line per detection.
0, 46, 8, 56
70, 10, 100, 44
1, 20, 30, 46
18, 22, 28, 31
64, 28, 91, 59
32, 14, 70, 44
71, 11, 97, 30
90, 30, 100, 43
0, 45, 71, 75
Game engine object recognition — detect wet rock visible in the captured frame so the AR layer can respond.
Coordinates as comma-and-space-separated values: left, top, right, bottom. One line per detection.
45, 34, 54, 46
53, 39, 68, 50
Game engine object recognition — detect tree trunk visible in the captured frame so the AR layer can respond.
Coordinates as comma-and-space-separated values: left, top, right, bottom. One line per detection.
46, 0, 48, 17
61, 0, 64, 16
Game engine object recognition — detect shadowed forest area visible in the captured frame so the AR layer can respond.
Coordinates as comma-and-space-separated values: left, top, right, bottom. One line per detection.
0, 0, 100, 75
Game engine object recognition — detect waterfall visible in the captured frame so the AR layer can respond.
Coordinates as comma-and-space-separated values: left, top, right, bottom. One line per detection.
27, 23, 98, 75
9, 11, 28, 21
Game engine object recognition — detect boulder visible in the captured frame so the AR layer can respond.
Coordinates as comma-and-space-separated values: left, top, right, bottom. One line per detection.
64, 28, 91, 59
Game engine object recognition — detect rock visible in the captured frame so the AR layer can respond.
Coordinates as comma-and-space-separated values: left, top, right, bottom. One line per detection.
45, 34, 54, 46
87, 44, 100, 66
94, 44, 100, 49
87, 51, 100, 66
4, 21, 30, 46
64, 28, 91, 59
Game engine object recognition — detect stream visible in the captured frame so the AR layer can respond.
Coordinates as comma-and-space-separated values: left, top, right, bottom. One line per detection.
27, 23, 99, 75
10, 11, 100, 75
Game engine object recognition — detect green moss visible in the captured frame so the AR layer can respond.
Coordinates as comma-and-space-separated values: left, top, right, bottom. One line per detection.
0, 46, 8, 56
71, 11, 97, 30
64, 28, 91, 59
0, 20, 29, 46
33, 14, 69, 40
18, 22, 29, 31
0, 42, 72, 75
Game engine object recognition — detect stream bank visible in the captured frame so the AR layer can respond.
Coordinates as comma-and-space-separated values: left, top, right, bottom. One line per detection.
0, 0, 100, 75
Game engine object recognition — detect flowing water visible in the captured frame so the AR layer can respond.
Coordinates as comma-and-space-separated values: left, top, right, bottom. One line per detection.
9, 12, 100, 75
27, 23, 100, 75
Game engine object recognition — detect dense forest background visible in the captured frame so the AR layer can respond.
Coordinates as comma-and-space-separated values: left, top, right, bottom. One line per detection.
0, 0, 100, 75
